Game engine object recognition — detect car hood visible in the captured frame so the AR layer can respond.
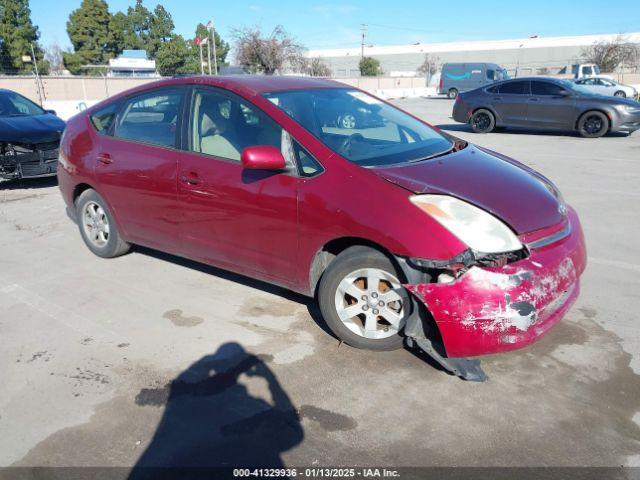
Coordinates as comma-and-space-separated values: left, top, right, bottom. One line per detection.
373, 145, 564, 234
0, 114, 65, 145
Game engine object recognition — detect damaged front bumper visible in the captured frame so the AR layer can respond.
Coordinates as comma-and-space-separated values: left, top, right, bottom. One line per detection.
0, 146, 59, 180
405, 207, 586, 358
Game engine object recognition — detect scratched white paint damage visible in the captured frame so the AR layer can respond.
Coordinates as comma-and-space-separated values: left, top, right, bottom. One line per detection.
458, 258, 577, 337
461, 297, 536, 334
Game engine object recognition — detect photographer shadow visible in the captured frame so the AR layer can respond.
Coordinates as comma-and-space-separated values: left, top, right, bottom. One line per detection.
129, 342, 303, 478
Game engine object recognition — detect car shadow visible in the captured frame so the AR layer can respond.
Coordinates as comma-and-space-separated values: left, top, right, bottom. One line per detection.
0, 176, 58, 190
435, 123, 630, 138
134, 246, 336, 341
128, 342, 304, 476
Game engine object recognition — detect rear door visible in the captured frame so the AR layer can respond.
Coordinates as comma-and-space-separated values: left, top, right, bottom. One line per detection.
93, 86, 184, 251
491, 80, 529, 125
528, 80, 577, 129
176, 86, 300, 283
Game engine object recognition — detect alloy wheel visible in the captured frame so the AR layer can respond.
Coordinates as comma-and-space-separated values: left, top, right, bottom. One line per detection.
82, 201, 110, 248
334, 268, 408, 339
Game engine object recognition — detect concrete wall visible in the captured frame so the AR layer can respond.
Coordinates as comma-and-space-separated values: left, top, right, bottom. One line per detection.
0, 76, 156, 102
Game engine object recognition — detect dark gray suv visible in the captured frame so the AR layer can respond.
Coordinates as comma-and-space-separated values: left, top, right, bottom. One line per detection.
452, 77, 640, 137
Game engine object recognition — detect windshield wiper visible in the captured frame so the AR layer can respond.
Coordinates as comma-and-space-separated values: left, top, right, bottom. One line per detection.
407, 141, 466, 163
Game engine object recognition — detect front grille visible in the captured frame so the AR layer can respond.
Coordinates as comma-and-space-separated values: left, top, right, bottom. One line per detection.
19, 160, 58, 177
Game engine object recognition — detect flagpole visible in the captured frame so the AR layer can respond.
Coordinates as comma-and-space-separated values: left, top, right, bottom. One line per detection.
207, 41, 212, 75
199, 42, 204, 75
210, 20, 218, 75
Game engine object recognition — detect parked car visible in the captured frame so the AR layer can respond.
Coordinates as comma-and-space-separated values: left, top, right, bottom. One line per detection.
452, 77, 640, 137
438, 62, 508, 99
573, 76, 637, 99
0, 89, 66, 180
58, 76, 586, 371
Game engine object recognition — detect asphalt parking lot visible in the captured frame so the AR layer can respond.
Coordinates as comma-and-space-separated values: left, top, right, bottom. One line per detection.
1, 97, 639, 471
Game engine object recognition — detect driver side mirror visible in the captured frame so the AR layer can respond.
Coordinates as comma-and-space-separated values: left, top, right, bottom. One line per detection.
241, 145, 286, 170
45, 109, 57, 116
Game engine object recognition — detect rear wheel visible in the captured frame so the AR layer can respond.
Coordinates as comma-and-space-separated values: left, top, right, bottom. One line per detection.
318, 246, 410, 351
470, 109, 495, 133
578, 111, 609, 138
76, 189, 130, 258
614, 90, 626, 98
447, 88, 459, 99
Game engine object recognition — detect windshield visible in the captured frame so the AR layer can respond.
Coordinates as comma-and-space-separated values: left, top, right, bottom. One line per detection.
0, 91, 45, 117
561, 79, 598, 96
263, 88, 453, 167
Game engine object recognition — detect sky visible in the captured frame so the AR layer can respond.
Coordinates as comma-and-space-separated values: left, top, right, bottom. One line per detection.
31, 0, 640, 53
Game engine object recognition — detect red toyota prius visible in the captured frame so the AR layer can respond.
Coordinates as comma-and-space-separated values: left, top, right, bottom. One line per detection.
58, 75, 586, 373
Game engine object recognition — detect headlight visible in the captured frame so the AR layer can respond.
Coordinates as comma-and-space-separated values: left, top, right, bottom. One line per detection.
410, 194, 523, 253
617, 104, 640, 114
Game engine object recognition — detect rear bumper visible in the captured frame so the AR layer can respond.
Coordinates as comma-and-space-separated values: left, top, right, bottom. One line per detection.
405, 207, 587, 357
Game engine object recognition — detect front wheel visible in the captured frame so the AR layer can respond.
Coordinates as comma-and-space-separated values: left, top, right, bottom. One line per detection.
318, 246, 410, 351
614, 91, 626, 98
470, 109, 495, 133
578, 111, 609, 138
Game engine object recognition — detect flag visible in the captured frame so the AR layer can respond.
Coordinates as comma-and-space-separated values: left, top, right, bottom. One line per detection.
194, 37, 208, 45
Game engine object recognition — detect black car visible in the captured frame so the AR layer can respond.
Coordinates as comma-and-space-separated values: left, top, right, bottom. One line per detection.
452, 77, 640, 138
0, 89, 66, 180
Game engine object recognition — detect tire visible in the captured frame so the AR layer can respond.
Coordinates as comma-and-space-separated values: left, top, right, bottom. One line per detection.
578, 111, 609, 138
470, 109, 496, 133
318, 246, 410, 351
447, 88, 458, 99
75, 189, 130, 258
614, 91, 626, 98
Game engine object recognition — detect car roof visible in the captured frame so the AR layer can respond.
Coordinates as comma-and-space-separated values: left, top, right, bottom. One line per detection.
133, 75, 347, 95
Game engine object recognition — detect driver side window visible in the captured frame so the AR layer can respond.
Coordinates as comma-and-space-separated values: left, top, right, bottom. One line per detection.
189, 88, 283, 162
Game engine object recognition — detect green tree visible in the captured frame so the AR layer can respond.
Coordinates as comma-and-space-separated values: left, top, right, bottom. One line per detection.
0, 0, 48, 74
194, 23, 230, 71
123, 0, 151, 50
155, 34, 199, 76
64, 0, 112, 74
147, 5, 174, 58
359, 56, 380, 76
108, 11, 128, 56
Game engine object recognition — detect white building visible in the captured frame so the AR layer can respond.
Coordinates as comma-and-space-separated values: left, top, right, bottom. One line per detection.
308, 32, 640, 77
108, 50, 158, 78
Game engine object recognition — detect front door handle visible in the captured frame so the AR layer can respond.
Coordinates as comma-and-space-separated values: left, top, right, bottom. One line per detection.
493, 97, 502, 101
529, 97, 539, 102
180, 172, 201, 185
97, 153, 113, 164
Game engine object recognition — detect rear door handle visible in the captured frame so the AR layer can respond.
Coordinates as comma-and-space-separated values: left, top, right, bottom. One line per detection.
180, 172, 201, 186
97, 153, 113, 164
493, 97, 502, 101
529, 98, 539, 102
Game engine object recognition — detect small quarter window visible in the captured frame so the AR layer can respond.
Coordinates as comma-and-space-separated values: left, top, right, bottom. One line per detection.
90, 104, 119, 134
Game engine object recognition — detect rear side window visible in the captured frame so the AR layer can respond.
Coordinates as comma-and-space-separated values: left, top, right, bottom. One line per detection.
486, 85, 500, 93
113, 88, 183, 148
531, 81, 564, 96
90, 104, 119, 134
499, 81, 527, 95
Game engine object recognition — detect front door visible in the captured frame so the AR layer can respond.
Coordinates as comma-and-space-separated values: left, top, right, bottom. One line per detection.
528, 80, 577, 129
94, 87, 184, 250
176, 86, 299, 283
